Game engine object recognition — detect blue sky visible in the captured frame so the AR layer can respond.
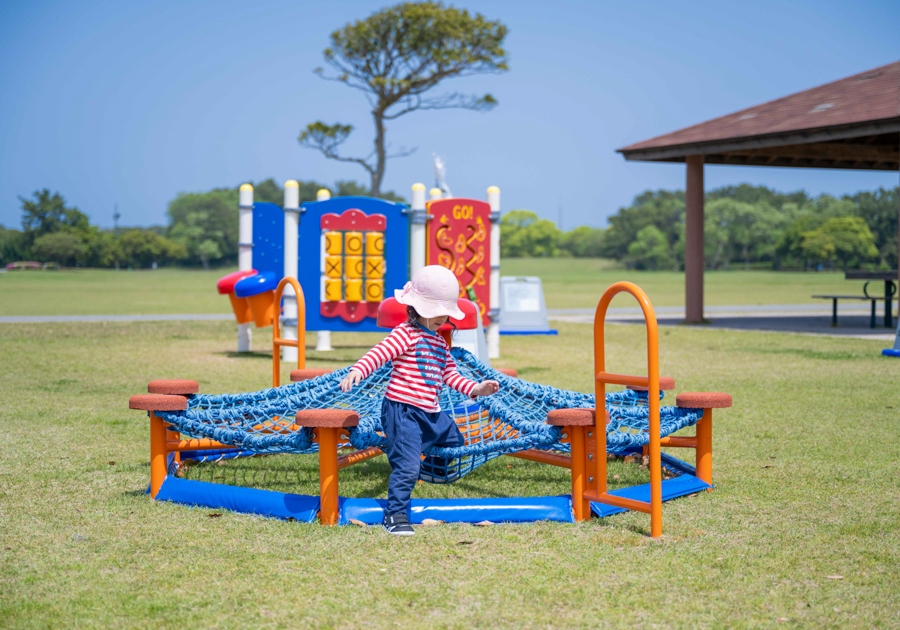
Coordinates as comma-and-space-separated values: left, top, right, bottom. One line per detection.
1, 0, 898, 231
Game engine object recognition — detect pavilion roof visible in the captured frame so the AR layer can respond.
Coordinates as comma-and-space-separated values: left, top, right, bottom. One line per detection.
618, 61, 900, 170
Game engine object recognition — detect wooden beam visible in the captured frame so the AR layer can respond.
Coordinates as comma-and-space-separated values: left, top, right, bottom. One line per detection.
728, 142, 899, 162
619, 119, 900, 162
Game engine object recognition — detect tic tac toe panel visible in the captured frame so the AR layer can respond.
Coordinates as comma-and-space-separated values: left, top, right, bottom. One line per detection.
298, 196, 409, 332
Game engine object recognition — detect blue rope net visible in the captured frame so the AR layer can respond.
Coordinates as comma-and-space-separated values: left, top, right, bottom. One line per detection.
154, 348, 703, 483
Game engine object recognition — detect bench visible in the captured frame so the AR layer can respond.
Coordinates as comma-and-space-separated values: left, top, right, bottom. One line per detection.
812, 295, 882, 328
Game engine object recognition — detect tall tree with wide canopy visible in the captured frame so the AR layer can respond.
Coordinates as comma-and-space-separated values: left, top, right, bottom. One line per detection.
299, 1, 508, 196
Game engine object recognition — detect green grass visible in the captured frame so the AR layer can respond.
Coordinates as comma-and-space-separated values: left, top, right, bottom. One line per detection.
1, 319, 898, 628
0, 268, 231, 316
0, 261, 865, 316
502, 258, 862, 309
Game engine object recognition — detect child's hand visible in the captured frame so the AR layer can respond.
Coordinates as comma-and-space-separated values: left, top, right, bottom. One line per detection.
471, 380, 499, 397
340, 369, 363, 393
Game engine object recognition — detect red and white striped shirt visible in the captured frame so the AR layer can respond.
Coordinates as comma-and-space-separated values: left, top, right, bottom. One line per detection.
350, 322, 478, 412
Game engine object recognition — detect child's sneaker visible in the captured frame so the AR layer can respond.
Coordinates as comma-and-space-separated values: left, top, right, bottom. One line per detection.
382, 512, 415, 536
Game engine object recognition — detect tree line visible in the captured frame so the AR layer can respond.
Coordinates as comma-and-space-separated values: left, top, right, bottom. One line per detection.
0, 180, 403, 269
502, 184, 899, 271
3, 182, 896, 272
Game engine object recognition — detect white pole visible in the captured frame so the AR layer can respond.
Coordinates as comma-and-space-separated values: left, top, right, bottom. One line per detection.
237, 183, 254, 353
315, 188, 333, 352
410, 183, 427, 276
282, 180, 300, 363
487, 185, 501, 359
429, 187, 442, 202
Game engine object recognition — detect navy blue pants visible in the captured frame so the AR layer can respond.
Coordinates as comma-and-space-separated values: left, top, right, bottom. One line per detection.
381, 398, 464, 517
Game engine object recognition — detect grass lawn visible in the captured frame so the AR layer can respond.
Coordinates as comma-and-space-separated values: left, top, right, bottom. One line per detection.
0, 268, 231, 316
1, 319, 897, 628
0, 261, 864, 316
501, 258, 866, 309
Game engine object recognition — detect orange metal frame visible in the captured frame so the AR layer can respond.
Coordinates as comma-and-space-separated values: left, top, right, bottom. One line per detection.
572, 281, 665, 537
272, 277, 306, 387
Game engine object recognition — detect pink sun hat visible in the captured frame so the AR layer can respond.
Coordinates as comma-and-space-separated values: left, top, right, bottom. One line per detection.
394, 265, 465, 320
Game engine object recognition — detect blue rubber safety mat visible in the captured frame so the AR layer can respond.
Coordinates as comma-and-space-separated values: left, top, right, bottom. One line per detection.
339, 495, 575, 525
589, 474, 711, 518
154, 476, 319, 523
180, 448, 257, 463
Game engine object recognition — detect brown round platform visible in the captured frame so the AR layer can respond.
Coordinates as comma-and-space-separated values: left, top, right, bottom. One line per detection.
496, 368, 519, 378
627, 376, 675, 392
546, 408, 596, 426
129, 394, 188, 411
294, 409, 360, 428
289, 369, 333, 382
676, 392, 732, 409
148, 379, 199, 395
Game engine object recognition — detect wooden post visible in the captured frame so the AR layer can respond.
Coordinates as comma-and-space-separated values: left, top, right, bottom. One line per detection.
696, 409, 713, 487
317, 427, 340, 526
131, 391, 191, 499
547, 409, 595, 521
569, 426, 589, 521
149, 411, 168, 499
294, 409, 360, 526
676, 391, 732, 490
685, 155, 705, 324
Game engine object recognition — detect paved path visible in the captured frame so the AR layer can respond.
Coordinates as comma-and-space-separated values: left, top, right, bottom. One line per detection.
548, 304, 897, 341
0, 304, 884, 323
2, 305, 895, 341
548, 303, 880, 316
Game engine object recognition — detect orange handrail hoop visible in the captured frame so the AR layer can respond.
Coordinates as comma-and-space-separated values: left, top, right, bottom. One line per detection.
272, 277, 306, 388
588, 281, 663, 538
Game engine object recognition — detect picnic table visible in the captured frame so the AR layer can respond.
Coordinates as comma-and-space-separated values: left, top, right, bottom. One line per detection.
832, 271, 897, 328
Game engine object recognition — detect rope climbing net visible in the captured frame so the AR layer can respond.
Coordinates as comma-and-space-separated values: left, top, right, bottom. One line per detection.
154, 348, 704, 483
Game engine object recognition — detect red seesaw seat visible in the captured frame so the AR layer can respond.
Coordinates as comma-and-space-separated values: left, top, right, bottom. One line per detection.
675, 392, 733, 408
294, 409, 360, 428
290, 369, 334, 382
129, 394, 188, 411
148, 379, 199, 395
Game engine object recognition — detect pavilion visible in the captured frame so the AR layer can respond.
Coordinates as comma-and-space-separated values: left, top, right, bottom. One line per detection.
617, 61, 900, 323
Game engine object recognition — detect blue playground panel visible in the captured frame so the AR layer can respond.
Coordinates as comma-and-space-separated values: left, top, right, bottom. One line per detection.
251, 202, 286, 277
298, 196, 409, 333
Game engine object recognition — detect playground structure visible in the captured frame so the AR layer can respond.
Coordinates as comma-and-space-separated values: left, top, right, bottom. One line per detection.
217, 182, 502, 360
129, 280, 731, 536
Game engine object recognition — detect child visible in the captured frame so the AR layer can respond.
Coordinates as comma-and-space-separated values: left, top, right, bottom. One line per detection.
340, 265, 499, 536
